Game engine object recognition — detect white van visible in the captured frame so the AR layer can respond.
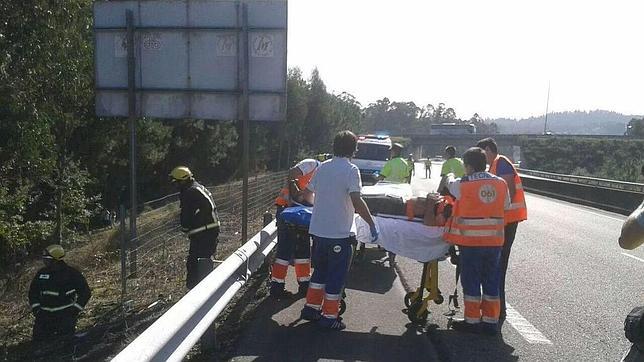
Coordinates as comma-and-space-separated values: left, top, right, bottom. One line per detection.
352, 135, 392, 185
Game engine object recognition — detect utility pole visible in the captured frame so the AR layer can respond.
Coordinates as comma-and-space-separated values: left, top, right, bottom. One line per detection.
543, 81, 551, 135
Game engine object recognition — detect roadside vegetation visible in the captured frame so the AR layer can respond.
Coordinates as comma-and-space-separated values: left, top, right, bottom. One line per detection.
521, 137, 644, 182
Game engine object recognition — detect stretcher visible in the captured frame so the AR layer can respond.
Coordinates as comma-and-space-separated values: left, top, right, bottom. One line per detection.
355, 215, 451, 324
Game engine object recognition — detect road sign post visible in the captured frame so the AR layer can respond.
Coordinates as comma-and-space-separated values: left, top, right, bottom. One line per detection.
126, 9, 138, 277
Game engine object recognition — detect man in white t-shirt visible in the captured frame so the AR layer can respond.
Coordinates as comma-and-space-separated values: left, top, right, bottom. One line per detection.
300, 130, 378, 330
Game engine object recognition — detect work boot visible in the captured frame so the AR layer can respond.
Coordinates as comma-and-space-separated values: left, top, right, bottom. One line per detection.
297, 281, 310, 296
269, 282, 288, 299
479, 323, 499, 336
318, 316, 346, 330
388, 251, 397, 267
300, 306, 322, 321
450, 320, 481, 334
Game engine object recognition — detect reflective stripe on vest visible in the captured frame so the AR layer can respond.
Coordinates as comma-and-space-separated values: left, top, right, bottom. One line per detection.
187, 222, 220, 236
274, 167, 317, 206
443, 175, 506, 247
445, 228, 504, 237
454, 217, 505, 226
40, 302, 83, 312
194, 184, 221, 229
490, 155, 528, 224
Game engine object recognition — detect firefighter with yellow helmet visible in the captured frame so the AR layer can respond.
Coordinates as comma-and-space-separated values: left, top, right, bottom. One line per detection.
170, 166, 221, 289
28, 244, 91, 343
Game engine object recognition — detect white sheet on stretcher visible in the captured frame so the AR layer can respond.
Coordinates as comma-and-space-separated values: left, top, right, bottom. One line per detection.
354, 215, 450, 263
361, 182, 413, 200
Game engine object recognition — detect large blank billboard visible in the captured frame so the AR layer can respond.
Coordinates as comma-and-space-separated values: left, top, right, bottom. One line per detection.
94, 0, 286, 121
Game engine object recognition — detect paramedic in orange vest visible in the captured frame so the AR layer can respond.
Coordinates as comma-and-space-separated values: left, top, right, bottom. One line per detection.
476, 137, 528, 321
271, 154, 331, 298
444, 147, 510, 335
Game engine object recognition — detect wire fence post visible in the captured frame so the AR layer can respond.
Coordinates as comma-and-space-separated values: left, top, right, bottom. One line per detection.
119, 204, 127, 304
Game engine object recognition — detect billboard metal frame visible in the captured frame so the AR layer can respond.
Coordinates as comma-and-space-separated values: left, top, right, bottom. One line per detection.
93, 0, 287, 254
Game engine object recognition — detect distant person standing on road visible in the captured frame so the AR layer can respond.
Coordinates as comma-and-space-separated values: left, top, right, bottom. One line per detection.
170, 166, 220, 289
424, 157, 432, 179
300, 130, 378, 330
407, 154, 415, 182
378, 143, 412, 183
29, 245, 91, 344
476, 138, 528, 322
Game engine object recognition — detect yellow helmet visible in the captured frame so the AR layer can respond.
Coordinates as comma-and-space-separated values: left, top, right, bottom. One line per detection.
315, 153, 332, 162
169, 166, 193, 182
43, 244, 65, 260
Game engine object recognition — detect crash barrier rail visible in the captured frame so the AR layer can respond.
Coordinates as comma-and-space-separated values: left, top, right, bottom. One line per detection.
517, 168, 644, 193
112, 220, 278, 362
517, 169, 644, 215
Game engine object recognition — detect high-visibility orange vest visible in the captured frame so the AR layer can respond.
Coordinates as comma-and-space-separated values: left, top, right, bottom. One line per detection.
275, 169, 317, 207
443, 173, 507, 247
489, 155, 528, 224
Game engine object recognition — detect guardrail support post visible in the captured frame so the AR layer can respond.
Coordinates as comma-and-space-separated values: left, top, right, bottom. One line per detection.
263, 211, 273, 227
197, 258, 216, 352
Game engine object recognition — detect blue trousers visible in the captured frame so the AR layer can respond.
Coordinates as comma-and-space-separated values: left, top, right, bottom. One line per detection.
275, 208, 311, 263
271, 207, 311, 285
460, 246, 502, 324
310, 236, 353, 296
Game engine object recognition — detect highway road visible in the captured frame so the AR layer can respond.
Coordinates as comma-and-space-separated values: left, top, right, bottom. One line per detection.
398, 162, 644, 361
232, 162, 642, 362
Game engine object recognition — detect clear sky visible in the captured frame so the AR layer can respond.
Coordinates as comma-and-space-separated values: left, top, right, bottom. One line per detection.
287, 0, 644, 120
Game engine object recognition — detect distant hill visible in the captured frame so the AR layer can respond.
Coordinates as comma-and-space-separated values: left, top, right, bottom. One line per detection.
488, 110, 638, 135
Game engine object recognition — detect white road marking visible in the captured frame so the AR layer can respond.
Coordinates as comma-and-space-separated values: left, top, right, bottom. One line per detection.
446, 263, 553, 345
505, 303, 553, 345
621, 253, 644, 263
526, 194, 625, 222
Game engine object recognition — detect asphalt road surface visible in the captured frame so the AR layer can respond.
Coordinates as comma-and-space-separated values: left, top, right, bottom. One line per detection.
399, 161, 644, 361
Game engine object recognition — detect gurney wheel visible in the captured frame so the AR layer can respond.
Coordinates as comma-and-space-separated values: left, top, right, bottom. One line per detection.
407, 301, 428, 324
404, 292, 415, 308
434, 294, 444, 305
339, 299, 347, 316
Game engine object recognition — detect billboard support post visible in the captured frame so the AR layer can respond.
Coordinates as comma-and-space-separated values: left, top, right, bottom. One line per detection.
241, 3, 250, 244
126, 9, 138, 276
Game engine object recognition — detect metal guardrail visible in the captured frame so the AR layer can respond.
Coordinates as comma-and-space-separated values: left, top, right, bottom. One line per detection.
517, 168, 644, 193
112, 220, 278, 362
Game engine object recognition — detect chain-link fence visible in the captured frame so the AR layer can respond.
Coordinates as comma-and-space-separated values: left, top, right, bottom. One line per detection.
1, 171, 287, 361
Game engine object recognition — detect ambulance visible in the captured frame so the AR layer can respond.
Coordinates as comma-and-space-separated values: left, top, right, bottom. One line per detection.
352, 134, 392, 185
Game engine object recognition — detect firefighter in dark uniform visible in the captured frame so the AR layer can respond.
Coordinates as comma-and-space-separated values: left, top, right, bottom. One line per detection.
170, 166, 220, 289
28, 244, 91, 343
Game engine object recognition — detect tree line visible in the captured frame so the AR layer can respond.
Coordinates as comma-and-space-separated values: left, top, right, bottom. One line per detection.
20, 1, 638, 270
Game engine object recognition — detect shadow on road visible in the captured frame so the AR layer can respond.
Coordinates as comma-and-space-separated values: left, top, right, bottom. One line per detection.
346, 247, 397, 295
425, 323, 518, 362
231, 248, 437, 361
233, 297, 436, 362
